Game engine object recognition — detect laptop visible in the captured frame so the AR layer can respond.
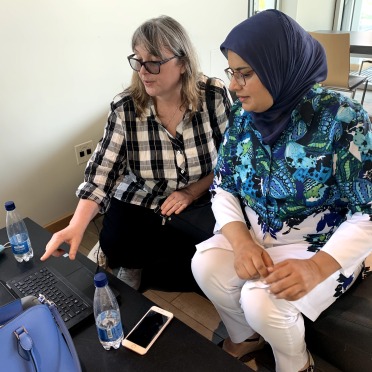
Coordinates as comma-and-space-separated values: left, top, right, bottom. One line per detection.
2, 253, 119, 331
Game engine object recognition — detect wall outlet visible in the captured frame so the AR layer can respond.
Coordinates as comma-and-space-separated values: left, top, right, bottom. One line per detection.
74, 140, 93, 165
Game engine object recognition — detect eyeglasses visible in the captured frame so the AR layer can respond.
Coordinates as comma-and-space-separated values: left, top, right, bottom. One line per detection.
224, 67, 247, 86
127, 54, 177, 74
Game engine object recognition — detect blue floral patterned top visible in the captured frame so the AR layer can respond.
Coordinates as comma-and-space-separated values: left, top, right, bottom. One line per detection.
212, 85, 372, 260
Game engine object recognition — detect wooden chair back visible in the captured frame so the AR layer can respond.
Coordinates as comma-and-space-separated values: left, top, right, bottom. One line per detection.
309, 31, 351, 88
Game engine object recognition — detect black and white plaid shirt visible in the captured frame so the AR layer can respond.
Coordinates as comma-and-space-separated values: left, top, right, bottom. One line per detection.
77, 76, 231, 213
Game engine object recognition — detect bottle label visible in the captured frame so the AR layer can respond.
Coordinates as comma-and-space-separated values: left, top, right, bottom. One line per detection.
96, 310, 123, 342
10, 240, 30, 255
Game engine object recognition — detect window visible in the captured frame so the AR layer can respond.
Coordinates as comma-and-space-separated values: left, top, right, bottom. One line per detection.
337, 0, 372, 31
247, 0, 280, 17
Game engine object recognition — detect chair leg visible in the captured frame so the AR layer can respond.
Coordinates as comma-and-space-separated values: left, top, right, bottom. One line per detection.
361, 80, 368, 106
358, 61, 364, 75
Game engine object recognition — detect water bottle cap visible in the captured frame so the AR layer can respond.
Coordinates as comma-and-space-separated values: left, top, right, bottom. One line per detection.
4, 201, 15, 211
94, 272, 108, 287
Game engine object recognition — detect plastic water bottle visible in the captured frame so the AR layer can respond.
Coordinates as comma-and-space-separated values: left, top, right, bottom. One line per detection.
93, 272, 124, 350
4, 201, 34, 262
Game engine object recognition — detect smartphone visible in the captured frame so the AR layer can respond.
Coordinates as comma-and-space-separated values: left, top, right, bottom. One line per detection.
122, 305, 173, 355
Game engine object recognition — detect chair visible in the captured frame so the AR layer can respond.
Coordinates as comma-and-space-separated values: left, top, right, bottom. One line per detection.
309, 31, 368, 105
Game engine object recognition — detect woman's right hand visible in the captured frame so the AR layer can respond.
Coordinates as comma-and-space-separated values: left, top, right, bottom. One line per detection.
41, 224, 84, 261
221, 221, 274, 280
41, 199, 100, 262
233, 241, 273, 280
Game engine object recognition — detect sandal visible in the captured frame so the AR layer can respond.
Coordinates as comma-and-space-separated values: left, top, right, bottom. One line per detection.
221, 335, 265, 359
299, 350, 314, 372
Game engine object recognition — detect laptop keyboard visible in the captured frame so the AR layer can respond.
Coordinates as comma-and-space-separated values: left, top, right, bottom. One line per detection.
6, 266, 93, 330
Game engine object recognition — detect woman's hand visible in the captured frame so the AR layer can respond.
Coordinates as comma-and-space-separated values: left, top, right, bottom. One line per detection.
263, 259, 320, 300
161, 173, 214, 216
41, 199, 99, 262
221, 221, 274, 280
233, 241, 273, 280
160, 189, 195, 216
41, 224, 84, 261
264, 251, 341, 300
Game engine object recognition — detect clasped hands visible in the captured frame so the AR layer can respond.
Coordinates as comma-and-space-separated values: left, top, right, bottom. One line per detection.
234, 245, 323, 301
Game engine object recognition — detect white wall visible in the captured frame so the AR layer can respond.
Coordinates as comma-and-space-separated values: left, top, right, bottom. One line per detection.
281, 0, 336, 31
0, 0, 337, 230
0, 0, 248, 229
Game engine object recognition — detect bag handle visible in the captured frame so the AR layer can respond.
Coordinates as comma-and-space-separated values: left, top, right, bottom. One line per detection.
205, 77, 215, 124
14, 325, 39, 371
40, 295, 82, 372
205, 77, 222, 149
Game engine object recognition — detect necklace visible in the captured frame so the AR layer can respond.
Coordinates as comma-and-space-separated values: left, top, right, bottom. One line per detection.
158, 105, 180, 129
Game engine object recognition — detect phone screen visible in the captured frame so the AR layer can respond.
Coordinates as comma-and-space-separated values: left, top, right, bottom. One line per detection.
126, 309, 170, 348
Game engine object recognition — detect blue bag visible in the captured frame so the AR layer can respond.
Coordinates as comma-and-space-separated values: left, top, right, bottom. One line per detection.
0, 294, 81, 372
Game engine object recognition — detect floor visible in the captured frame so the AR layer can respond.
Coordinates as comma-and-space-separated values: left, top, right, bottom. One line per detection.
78, 88, 372, 371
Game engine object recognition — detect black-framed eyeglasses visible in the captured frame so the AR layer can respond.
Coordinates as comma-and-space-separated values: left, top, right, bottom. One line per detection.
127, 54, 177, 74
224, 67, 247, 86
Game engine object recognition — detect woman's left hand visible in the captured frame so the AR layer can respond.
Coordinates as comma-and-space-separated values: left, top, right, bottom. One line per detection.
160, 189, 194, 216
263, 258, 322, 301
264, 251, 341, 301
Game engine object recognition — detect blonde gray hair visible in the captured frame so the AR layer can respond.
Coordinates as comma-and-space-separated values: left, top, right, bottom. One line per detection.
124, 15, 202, 118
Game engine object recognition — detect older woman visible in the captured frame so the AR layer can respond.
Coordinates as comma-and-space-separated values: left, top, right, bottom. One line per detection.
42, 15, 231, 292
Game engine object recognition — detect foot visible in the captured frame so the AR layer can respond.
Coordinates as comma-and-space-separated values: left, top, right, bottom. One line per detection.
299, 350, 314, 372
222, 335, 265, 359
117, 267, 142, 290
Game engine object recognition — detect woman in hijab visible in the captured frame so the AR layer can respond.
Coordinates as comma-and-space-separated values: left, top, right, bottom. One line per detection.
191, 9, 372, 371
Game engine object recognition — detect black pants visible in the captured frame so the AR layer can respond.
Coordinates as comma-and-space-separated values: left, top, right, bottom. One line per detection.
99, 198, 201, 292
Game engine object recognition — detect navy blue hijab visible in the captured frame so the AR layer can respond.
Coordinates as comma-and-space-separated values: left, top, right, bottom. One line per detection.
220, 10, 327, 145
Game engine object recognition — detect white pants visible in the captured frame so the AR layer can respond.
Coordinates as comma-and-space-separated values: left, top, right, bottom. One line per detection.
192, 248, 309, 372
